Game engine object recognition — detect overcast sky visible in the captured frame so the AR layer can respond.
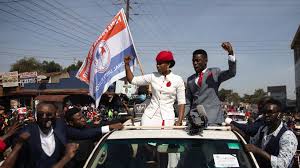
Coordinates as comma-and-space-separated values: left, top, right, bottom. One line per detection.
0, 0, 299, 99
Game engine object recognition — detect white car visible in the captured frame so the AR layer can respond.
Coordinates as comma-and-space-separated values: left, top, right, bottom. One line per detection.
84, 126, 259, 168
226, 112, 248, 124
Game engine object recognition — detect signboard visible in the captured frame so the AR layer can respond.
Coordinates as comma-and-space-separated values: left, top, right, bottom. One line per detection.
2, 71, 18, 87
19, 71, 37, 79
19, 71, 37, 87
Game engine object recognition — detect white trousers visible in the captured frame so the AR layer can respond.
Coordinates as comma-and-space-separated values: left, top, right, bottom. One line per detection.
141, 111, 174, 126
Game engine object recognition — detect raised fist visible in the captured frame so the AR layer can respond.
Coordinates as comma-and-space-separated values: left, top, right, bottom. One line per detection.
221, 42, 234, 55
124, 56, 132, 65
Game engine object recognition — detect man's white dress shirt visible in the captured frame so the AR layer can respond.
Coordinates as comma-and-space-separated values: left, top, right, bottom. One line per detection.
39, 127, 55, 156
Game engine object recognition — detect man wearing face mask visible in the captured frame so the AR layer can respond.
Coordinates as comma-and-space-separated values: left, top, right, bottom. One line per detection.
186, 42, 236, 125
245, 98, 298, 168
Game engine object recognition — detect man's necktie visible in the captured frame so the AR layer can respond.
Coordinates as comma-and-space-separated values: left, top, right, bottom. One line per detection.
197, 72, 204, 87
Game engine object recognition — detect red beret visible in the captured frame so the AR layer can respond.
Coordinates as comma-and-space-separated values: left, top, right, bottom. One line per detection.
156, 51, 175, 68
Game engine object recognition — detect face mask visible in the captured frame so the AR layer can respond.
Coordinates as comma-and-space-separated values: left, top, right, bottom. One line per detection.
138, 94, 146, 102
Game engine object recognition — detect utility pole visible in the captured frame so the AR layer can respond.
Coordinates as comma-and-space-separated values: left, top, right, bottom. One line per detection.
123, 0, 145, 75
125, 0, 130, 24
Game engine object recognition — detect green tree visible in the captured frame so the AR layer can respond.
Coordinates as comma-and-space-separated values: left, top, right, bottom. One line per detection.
10, 57, 42, 72
219, 88, 241, 104
241, 89, 267, 104
219, 88, 233, 102
242, 94, 252, 103
64, 60, 83, 72
42, 60, 62, 73
251, 89, 267, 104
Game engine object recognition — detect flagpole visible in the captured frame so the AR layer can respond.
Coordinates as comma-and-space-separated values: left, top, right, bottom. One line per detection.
122, 8, 144, 75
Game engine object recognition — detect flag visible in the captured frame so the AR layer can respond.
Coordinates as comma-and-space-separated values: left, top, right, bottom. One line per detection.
76, 8, 137, 107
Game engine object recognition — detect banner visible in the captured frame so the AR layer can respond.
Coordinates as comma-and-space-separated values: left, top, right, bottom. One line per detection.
76, 8, 137, 107
19, 71, 37, 87
2, 71, 18, 87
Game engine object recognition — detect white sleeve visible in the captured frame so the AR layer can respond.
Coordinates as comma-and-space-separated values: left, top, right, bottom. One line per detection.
101, 126, 110, 134
176, 77, 186, 105
131, 74, 152, 86
228, 54, 236, 62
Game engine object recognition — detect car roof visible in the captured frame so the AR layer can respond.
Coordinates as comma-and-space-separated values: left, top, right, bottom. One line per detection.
107, 128, 238, 140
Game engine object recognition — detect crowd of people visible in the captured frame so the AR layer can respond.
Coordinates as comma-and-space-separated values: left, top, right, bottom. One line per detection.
0, 41, 298, 168
0, 102, 124, 168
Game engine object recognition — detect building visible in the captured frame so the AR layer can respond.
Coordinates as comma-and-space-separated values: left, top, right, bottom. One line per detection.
0, 71, 89, 111
267, 85, 287, 108
291, 25, 300, 111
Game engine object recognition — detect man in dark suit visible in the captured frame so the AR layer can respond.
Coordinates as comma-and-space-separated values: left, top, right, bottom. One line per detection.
64, 107, 123, 168
15, 101, 68, 168
15, 102, 122, 168
186, 42, 236, 125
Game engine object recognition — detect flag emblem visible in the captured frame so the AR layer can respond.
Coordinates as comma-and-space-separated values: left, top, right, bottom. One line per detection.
94, 41, 111, 73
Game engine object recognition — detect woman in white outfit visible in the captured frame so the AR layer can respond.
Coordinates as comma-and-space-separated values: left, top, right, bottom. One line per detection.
124, 51, 186, 126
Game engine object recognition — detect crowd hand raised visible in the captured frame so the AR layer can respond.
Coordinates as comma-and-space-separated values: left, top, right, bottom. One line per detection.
109, 123, 124, 131
3, 123, 22, 140
65, 143, 79, 159
17, 132, 30, 144
221, 42, 234, 55
124, 56, 132, 65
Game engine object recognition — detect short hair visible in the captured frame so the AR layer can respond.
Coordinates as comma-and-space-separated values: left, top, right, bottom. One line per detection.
36, 101, 57, 111
65, 107, 81, 122
263, 98, 282, 112
193, 49, 208, 59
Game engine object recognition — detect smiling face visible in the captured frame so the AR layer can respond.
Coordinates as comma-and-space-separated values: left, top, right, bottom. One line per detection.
192, 54, 208, 74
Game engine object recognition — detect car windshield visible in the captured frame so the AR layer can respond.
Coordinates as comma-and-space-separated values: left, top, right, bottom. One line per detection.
87, 138, 255, 168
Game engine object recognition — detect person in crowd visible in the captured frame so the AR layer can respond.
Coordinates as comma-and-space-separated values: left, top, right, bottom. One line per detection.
124, 51, 186, 126
186, 42, 236, 125
245, 98, 298, 168
0, 132, 30, 168
0, 106, 9, 135
64, 107, 123, 168
52, 143, 79, 168
14, 101, 69, 168
132, 85, 150, 104
1, 131, 79, 168
0, 122, 22, 153
131, 86, 151, 118
226, 97, 269, 141
14, 101, 122, 168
